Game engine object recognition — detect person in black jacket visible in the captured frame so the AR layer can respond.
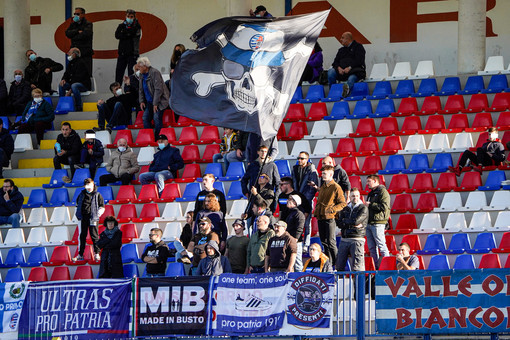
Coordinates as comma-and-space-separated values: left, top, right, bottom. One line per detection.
59, 48, 91, 112
15, 88, 55, 145
95, 82, 134, 131
7, 70, 32, 115
193, 173, 227, 218
115, 9, 141, 83
248, 173, 276, 214
0, 79, 8, 114
336, 188, 368, 271
277, 176, 312, 222
285, 194, 305, 271
78, 130, 104, 179
97, 216, 124, 278
240, 145, 280, 199
142, 228, 170, 277
0, 179, 23, 228
25, 49, 63, 94
0, 120, 14, 178
53, 122, 83, 178
123, 64, 141, 111
65, 7, 93, 76
225, 130, 249, 165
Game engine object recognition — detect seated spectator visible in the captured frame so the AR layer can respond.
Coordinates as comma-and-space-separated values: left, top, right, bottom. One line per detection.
265, 220, 297, 273
300, 42, 323, 85
187, 217, 220, 273
195, 240, 232, 276
396, 242, 419, 270
213, 127, 238, 171
142, 227, 170, 277
194, 193, 227, 252
449, 127, 506, 176
241, 145, 280, 200
97, 216, 124, 278
78, 130, 104, 179
95, 82, 133, 132
7, 69, 31, 115
0, 79, 8, 114
123, 64, 140, 111
303, 243, 333, 273
59, 47, 91, 112
174, 211, 194, 264
25, 49, 63, 95
249, 5, 272, 17
225, 219, 249, 274
15, 88, 54, 145
0, 120, 14, 178
225, 130, 248, 165
193, 173, 227, 218
99, 138, 139, 186
53, 122, 82, 180
0, 179, 23, 228
139, 134, 184, 195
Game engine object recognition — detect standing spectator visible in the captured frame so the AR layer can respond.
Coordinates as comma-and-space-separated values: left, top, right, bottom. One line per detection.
0, 120, 14, 178
0, 79, 7, 114
194, 193, 228, 251
15, 88, 54, 145
245, 133, 278, 165
248, 173, 276, 214
7, 70, 31, 115
137, 56, 169, 136
53, 122, 82, 179
225, 130, 248, 165
195, 240, 232, 276
285, 195, 305, 271
300, 42, 323, 85
187, 217, 220, 272
245, 215, 275, 274
78, 130, 104, 179
59, 48, 91, 112
99, 138, 139, 186
249, 5, 273, 17
396, 242, 419, 270
24, 49, 63, 95
73, 178, 105, 262
170, 44, 186, 77
142, 227, 170, 277
321, 156, 351, 200
115, 9, 141, 83
225, 219, 249, 274
365, 174, 390, 268
303, 243, 333, 273
0, 179, 23, 228
277, 176, 312, 222
139, 134, 184, 195
265, 221, 297, 273
66, 7, 93, 76
174, 211, 194, 264
95, 82, 133, 132
243, 200, 275, 236
193, 173, 227, 218
123, 64, 141, 111
241, 145, 280, 200
97, 216, 124, 278
313, 165, 346, 267
213, 127, 238, 171
327, 32, 366, 97
336, 188, 368, 272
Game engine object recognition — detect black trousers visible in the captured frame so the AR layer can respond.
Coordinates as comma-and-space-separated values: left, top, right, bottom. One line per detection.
115, 55, 138, 83
99, 173, 132, 186
458, 147, 499, 168
53, 154, 80, 176
318, 218, 337, 266
79, 214, 99, 256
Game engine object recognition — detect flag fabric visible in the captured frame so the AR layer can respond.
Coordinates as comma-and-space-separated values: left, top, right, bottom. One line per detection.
0, 282, 27, 334
171, 10, 330, 140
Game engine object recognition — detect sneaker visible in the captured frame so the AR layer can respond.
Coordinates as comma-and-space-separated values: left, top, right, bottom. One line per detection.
342, 83, 350, 98
448, 166, 461, 177
62, 176, 72, 183
178, 255, 191, 264
473, 165, 483, 174
75, 163, 85, 169
94, 253, 101, 261
106, 126, 112, 134
92, 127, 104, 132
235, 294, 272, 311
72, 255, 84, 262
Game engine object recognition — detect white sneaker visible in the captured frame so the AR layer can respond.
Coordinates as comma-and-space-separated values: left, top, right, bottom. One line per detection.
72, 255, 84, 262
94, 254, 101, 261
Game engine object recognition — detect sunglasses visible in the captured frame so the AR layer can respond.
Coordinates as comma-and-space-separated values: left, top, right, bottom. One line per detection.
297, 157, 307, 160
149, 234, 157, 237
199, 222, 207, 226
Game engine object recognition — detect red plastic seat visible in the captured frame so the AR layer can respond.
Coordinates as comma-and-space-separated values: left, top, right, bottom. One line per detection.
306, 103, 328, 121
466, 112, 493, 132
391, 97, 418, 117
395, 116, 422, 135
349, 118, 376, 137
196, 126, 221, 144
174, 126, 198, 145
496, 111, 510, 130
107, 130, 133, 148
200, 144, 220, 163
162, 109, 176, 127
387, 174, 410, 194
156, 183, 181, 202
417, 96, 442, 115
43, 246, 72, 266
352, 137, 379, 156
386, 235, 398, 255
461, 93, 489, 113
348, 176, 363, 193
73, 265, 94, 280
408, 173, 433, 193
99, 205, 115, 224
133, 203, 160, 223
110, 185, 137, 204
65, 226, 80, 245
120, 223, 139, 242
442, 114, 469, 133
173, 115, 207, 127
174, 164, 201, 183
493, 232, 510, 253
488, 92, 510, 112
28, 267, 48, 282
387, 214, 417, 235
430, 172, 458, 192
478, 253, 501, 269
181, 145, 201, 163
50, 266, 71, 281
331, 138, 356, 157
159, 127, 177, 144
417, 256, 426, 270
409, 193, 438, 213
280, 121, 308, 141
470, 131, 489, 152
284, 103, 306, 122
454, 172, 482, 192
374, 135, 402, 155
379, 256, 397, 270
364, 256, 376, 271
376, 117, 399, 136
418, 115, 445, 134
117, 204, 137, 223
128, 111, 144, 128
356, 155, 382, 175
136, 184, 159, 203
133, 129, 156, 147
277, 124, 287, 139
390, 193, 414, 213
438, 95, 465, 114
341, 157, 360, 175
400, 234, 421, 254
505, 255, 510, 268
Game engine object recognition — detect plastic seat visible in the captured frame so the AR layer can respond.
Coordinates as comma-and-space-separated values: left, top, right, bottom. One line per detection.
287, 140, 311, 159
434, 192, 462, 212
389, 62, 411, 80
424, 134, 450, 153
488, 93, 510, 114
116, 204, 138, 223
42, 188, 70, 208
483, 190, 510, 211
133, 129, 156, 147
24, 189, 48, 208
137, 146, 156, 165
28, 267, 48, 282
219, 162, 245, 181
174, 164, 201, 183
416, 96, 442, 116
437, 95, 465, 115
367, 81, 392, 100
379, 256, 397, 270
43, 246, 72, 266
353, 137, 379, 156
274, 160, 291, 178
480, 171, 506, 192
290, 86, 303, 103
64, 168, 91, 188
479, 253, 501, 269
482, 74, 508, 94
55, 96, 75, 114
174, 127, 199, 145
411, 60, 434, 79
357, 155, 382, 175
133, 203, 160, 223
416, 234, 446, 255
427, 153, 453, 173
375, 117, 398, 136
348, 176, 363, 194
466, 232, 496, 254
165, 262, 185, 277
375, 136, 402, 156
43, 206, 73, 227
445, 132, 473, 152
399, 135, 426, 154
350, 101, 373, 119
121, 243, 140, 263
402, 153, 429, 173
387, 214, 416, 235
478, 56, 505, 75
135, 184, 159, 203
21, 207, 48, 227
392, 97, 418, 117
300, 85, 323, 103
119, 223, 138, 242
466, 211, 492, 232
179, 145, 200, 164
494, 211, 510, 231
390, 193, 413, 213
366, 63, 389, 82
107, 130, 133, 148
110, 185, 137, 204
378, 155, 405, 175
427, 255, 450, 270
443, 212, 467, 232
154, 202, 182, 222
325, 101, 350, 120
280, 121, 308, 141
99, 205, 115, 224
466, 112, 493, 133
284, 103, 306, 122
348, 118, 376, 137
385, 235, 397, 255
158, 127, 177, 144
389, 79, 415, 98
442, 114, 469, 133
454, 172, 482, 192
459, 75, 485, 95
43, 169, 69, 188
162, 222, 182, 242
495, 112, 510, 132
43, 226, 70, 246
493, 232, 510, 253
305, 121, 332, 139
407, 173, 433, 193
341, 157, 360, 175
0, 248, 26, 268
0, 228, 24, 248
21, 247, 49, 268
453, 254, 475, 269
412, 78, 438, 97
400, 234, 421, 254
227, 199, 249, 218
128, 111, 143, 128
73, 265, 94, 280
435, 77, 461, 96
506, 255, 510, 268
387, 174, 410, 194
416, 213, 442, 233
50, 266, 71, 281
345, 82, 369, 101
442, 233, 471, 254
196, 126, 221, 144
305, 102, 328, 121
409, 193, 437, 213
199, 144, 220, 163
419, 115, 445, 134
175, 182, 201, 202
332, 138, 356, 157
312, 139, 334, 157
123, 263, 140, 278
226, 181, 245, 200
4, 268, 24, 282
461, 93, 489, 113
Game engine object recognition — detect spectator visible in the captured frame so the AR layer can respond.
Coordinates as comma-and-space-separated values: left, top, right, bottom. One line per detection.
225, 219, 249, 274
303, 243, 333, 273
73, 178, 105, 262
99, 138, 139, 186
59, 47, 91, 112
246, 215, 275, 274
78, 130, 104, 179
174, 211, 194, 264
300, 42, 323, 85
321, 156, 351, 200
194, 193, 228, 251
0, 179, 23, 228
123, 64, 141, 111
95, 82, 133, 132
277, 176, 312, 222
213, 127, 238, 171
336, 188, 368, 272
170, 44, 186, 76
187, 217, 220, 272
313, 164, 346, 267
97, 216, 124, 278
24, 49, 63, 95
225, 130, 248, 165
249, 5, 273, 17
396, 242, 419, 270
0, 120, 14, 178
139, 134, 184, 195
0, 79, 8, 114
7, 69, 31, 115
195, 240, 232, 276
365, 174, 390, 269
248, 173, 276, 214
66, 7, 93, 76
327, 31, 366, 97
15, 88, 54, 145
142, 227, 170, 277
193, 173, 227, 218
241, 145, 280, 200
449, 127, 506, 176
53, 122, 82, 179
245, 133, 278, 165
265, 220, 297, 273
115, 9, 141, 83
137, 56, 169, 136
243, 200, 275, 236
285, 195, 305, 271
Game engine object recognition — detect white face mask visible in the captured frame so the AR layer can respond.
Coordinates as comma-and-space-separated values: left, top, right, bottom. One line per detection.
135, 70, 141, 77
14, 75, 22, 82
33, 97, 43, 103
158, 143, 166, 150
490, 133, 498, 140
67, 55, 73, 62
118, 146, 126, 152
115, 89, 123, 96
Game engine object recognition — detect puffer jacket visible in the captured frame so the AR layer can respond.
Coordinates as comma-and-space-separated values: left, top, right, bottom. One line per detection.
106, 146, 140, 177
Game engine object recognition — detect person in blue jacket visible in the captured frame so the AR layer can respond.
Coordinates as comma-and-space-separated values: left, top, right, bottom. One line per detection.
15, 88, 55, 145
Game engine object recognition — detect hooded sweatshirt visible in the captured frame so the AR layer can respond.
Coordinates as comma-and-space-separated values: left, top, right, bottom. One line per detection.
195, 240, 232, 276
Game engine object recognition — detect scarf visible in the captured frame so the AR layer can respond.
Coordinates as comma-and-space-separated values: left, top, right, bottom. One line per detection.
104, 226, 119, 239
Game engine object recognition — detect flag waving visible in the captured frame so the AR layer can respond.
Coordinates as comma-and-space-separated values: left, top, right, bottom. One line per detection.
170, 10, 330, 140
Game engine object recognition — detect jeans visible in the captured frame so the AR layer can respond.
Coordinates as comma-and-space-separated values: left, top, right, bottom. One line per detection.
0, 213, 21, 228
174, 240, 192, 261
59, 82, 87, 110
97, 102, 129, 128
139, 170, 173, 194
366, 223, 390, 269
146, 273, 165, 278
143, 104, 163, 137
225, 150, 244, 171
327, 68, 359, 90
336, 238, 365, 271
294, 242, 303, 272
318, 218, 337, 267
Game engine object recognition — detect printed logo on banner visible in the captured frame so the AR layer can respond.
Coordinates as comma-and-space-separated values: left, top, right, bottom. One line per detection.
9, 283, 25, 299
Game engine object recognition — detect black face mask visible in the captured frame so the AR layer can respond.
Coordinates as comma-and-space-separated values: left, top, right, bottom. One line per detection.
174, 50, 182, 60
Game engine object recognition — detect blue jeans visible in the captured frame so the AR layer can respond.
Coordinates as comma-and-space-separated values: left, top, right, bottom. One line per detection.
327, 68, 359, 90
174, 240, 192, 261
97, 102, 128, 128
366, 223, 390, 268
146, 273, 165, 278
225, 150, 244, 172
0, 213, 21, 228
59, 82, 87, 109
139, 170, 173, 194
143, 104, 163, 137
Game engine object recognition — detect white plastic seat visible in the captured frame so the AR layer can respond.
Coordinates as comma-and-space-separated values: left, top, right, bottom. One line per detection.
502, 62, 510, 75
444, 133, 473, 152
22, 227, 48, 247
465, 211, 492, 232
389, 62, 411, 80
366, 63, 389, 82
178, 202, 195, 221
14, 134, 34, 152
95, 130, 111, 147
398, 135, 426, 154
286, 140, 311, 159
312, 139, 334, 157
494, 211, 510, 230
331, 120, 353, 137
134, 222, 160, 243
227, 200, 248, 218
43, 206, 73, 226
154, 202, 183, 222
415, 213, 442, 233
483, 191, 510, 211
434, 192, 463, 212
42, 226, 70, 246
410, 60, 434, 79
478, 56, 504, 75
304, 121, 332, 139
21, 207, 48, 227
0, 228, 25, 248
423, 134, 450, 153
443, 212, 467, 232
137, 146, 156, 165
276, 141, 289, 160
458, 191, 487, 212
162, 222, 182, 242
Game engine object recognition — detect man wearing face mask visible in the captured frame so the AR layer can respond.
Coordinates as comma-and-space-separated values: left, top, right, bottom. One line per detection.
99, 138, 139, 186
95, 82, 133, 132
65, 7, 93, 76
115, 9, 141, 83
7, 70, 31, 116
15, 88, 54, 145
0, 179, 23, 228
59, 48, 91, 112
139, 134, 184, 195
24, 49, 63, 95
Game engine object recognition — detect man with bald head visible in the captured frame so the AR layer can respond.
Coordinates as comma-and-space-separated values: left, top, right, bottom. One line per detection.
100, 138, 140, 186
327, 32, 366, 97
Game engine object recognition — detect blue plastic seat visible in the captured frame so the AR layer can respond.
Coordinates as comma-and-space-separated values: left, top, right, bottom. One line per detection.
226, 181, 245, 200
4, 268, 24, 282
0, 117, 9, 129
43, 188, 69, 207
378, 154, 406, 174
219, 162, 245, 181
0, 248, 26, 268
43, 169, 69, 188
345, 82, 369, 101
166, 262, 185, 277
121, 244, 140, 263
389, 80, 415, 98
350, 100, 373, 119
97, 186, 114, 203
426, 153, 453, 173
367, 81, 392, 100
213, 181, 225, 194
65, 168, 91, 188
66, 188, 82, 207
412, 78, 438, 97
416, 234, 446, 255
459, 75, 485, 95
402, 153, 429, 174
136, 243, 152, 263
478, 170, 506, 191
54, 96, 75, 114
453, 254, 475, 269
21, 247, 48, 267
324, 101, 350, 120
175, 182, 201, 202
434, 77, 461, 96
466, 232, 496, 254
197, 163, 223, 181
24, 189, 48, 208
442, 233, 471, 254
275, 160, 291, 177
123, 263, 140, 278
481, 74, 508, 94
290, 86, 303, 103
93, 167, 111, 184
427, 255, 450, 270
302, 85, 325, 103
370, 98, 395, 118
323, 83, 344, 102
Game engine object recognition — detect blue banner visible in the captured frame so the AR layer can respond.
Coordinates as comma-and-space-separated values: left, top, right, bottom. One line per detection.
18, 279, 131, 340
0, 282, 27, 334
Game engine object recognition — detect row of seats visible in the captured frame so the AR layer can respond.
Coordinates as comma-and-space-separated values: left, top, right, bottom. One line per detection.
367, 60, 435, 82
380, 253, 510, 270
